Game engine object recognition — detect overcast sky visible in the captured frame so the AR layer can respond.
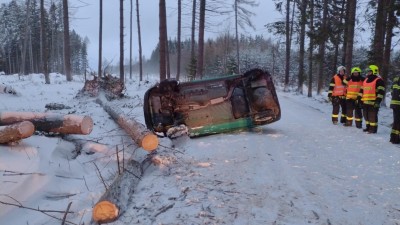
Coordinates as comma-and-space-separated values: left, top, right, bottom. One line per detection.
0, 0, 281, 69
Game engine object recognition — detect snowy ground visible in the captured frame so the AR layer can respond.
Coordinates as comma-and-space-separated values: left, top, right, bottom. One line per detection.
1, 73, 400, 225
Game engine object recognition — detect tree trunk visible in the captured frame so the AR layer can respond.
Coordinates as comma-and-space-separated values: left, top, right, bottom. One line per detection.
190, 0, 197, 79
196, 0, 206, 79
176, 0, 182, 80
20, 0, 31, 76
0, 121, 35, 144
381, 0, 395, 105
345, 0, 357, 74
96, 98, 159, 151
235, 0, 240, 74
40, 0, 50, 84
284, 0, 291, 92
371, 0, 387, 66
63, 0, 72, 81
0, 112, 93, 135
341, 0, 350, 66
129, 0, 133, 80
136, 0, 143, 81
297, 0, 307, 94
317, 0, 328, 95
307, 0, 314, 98
92, 160, 142, 224
159, 0, 167, 81
120, 0, 125, 84
98, 0, 103, 78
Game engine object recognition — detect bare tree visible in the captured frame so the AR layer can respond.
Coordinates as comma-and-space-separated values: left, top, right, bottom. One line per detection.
297, 0, 307, 94
307, 0, 314, 97
20, 0, 31, 76
344, 0, 357, 74
189, 0, 197, 79
129, 0, 133, 79
63, 0, 72, 81
317, 0, 328, 94
136, 0, 143, 81
176, 0, 181, 80
159, 0, 167, 81
40, 0, 50, 84
196, 0, 206, 79
98, 0, 103, 77
119, 0, 124, 84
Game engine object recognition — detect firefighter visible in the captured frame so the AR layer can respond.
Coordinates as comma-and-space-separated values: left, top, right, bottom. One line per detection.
328, 66, 347, 125
390, 75, 400, 144
357, 65, 385, 133
343, 67, 364, 128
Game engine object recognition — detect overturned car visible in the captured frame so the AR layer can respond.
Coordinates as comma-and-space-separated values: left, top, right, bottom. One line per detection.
143, 68, 281, 138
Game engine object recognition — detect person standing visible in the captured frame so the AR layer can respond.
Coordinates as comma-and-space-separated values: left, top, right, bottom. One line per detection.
390, 75, 400, 144
357, 65, 385, 133
328, 66, 347, 125
343, 67, 364, 128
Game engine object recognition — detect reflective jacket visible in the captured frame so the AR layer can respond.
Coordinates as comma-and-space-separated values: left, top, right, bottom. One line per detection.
360, 76, 384, 104
345, 76, 364, 100
331, 75, 346, 96
391, 76, 400, 109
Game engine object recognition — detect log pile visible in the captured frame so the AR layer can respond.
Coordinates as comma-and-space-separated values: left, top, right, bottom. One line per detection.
80, 74, 124, 98
96, 98, 159, 151
0, 111, 93, 144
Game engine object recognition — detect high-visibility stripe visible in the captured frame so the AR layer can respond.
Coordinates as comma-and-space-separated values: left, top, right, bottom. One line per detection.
391, 129, 400, 135
355, 118, 362, 122
370, 122, 377, 126
332, 114, 339, 118
346, 116, 353, 120
391, 100, 400, 105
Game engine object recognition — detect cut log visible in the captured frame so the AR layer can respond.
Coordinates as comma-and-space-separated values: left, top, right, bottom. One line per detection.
96, 98, 158, 151
0, 112, 93, 135
0, 121, 35, 144
92, 160, 142, 224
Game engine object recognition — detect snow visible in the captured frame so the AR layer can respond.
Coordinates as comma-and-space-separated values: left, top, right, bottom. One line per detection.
1, 73, 400, 225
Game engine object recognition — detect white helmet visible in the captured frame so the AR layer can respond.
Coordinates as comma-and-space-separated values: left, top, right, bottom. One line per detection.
337, 66, 346, 74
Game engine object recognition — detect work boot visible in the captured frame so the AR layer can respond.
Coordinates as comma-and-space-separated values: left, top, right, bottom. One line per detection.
363, 125, 370, 132
368, 125, 377, 134
355, 121, 362, 129
340, 116, 346, 124
390, 134, 400, 144
344, 120, 352, 127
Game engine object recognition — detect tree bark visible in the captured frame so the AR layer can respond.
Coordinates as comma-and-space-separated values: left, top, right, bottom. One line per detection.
307, 0, 314, 98
120, 0, 125, 84
176, 0, 182, 80
20, 0, 31, 76
92, 160, 142, 224
96, 98, 159, 151
344, 0, 357, 74
63, 0, 72, 81
159, 0, 167, 81
40, 0, 50, 84
136, 0, 143, 81
0, 112, 93, 135
317, 0, 328, 95
297, 0, 307, 94
196, 0, 206, 79
98, 0, 103, 78
284, 0, 291, 92
0, 121, 35, 144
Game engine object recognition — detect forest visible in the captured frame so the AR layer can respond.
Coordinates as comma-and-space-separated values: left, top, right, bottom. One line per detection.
1, 0, 400, 97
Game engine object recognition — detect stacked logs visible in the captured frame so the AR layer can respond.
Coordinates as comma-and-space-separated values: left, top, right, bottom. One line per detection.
0, 111, 94, 144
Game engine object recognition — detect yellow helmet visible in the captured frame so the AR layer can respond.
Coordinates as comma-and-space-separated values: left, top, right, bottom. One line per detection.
351, 67, 362, 74
367, 65, 379, 75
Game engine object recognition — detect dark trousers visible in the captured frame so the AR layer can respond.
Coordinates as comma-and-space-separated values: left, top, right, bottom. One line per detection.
362, 104, 379, 133
332, 96, 346, 123
390, 109, 400, 143
345, 99, 363, 128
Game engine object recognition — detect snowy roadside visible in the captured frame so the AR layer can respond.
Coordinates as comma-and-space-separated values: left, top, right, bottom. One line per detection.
1, 73, 400, 225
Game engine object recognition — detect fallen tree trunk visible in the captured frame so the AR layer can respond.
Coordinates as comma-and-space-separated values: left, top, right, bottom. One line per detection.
0, 112, 93, 135
92, 160, 142, 224
96, 98, 158, 151
0, 121, 35, 144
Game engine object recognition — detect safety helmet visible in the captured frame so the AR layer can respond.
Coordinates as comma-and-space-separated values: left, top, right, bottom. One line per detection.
337, 66, 346, 74
351, 67, 362, 74
366, 65, 379, 75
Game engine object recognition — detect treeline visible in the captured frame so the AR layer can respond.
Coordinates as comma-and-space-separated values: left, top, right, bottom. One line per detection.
0, 0, 88, 75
